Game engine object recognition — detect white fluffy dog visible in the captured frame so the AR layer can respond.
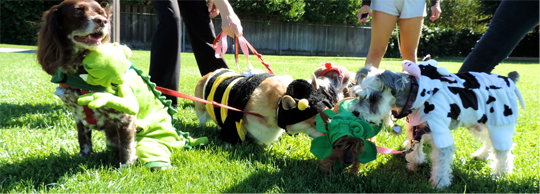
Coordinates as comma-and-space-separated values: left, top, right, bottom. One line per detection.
351, 57, 525, 188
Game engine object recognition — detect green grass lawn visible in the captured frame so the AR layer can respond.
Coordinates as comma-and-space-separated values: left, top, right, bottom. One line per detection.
0, 44, 538, 193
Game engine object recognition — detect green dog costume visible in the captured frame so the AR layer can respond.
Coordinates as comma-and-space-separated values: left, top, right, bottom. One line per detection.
70, 43, 207, 168
310, 99, 382, 172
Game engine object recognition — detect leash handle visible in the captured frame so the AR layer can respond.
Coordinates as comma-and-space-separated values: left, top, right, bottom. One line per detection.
237, 36, 255, 71
155, 86, 265, 118
213, 32, 228, 58
213, 31, 274, 74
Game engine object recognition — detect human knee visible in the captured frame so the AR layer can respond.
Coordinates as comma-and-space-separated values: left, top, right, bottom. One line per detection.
400, 44, 417, 53
368, 46, 387, 57
400, 47, 418, 58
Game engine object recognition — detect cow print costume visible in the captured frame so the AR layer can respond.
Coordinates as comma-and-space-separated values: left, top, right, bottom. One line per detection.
407, 60, 521, 150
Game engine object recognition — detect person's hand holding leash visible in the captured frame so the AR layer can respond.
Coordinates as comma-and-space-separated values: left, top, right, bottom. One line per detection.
358, 5, 372, 22
211, 0, 243, 37
208, 0, 219, 18
430, 1, 442, 21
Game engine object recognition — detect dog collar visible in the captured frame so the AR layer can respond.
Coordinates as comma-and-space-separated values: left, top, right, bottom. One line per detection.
51, 68, 107, 92
392, 75, 419, 119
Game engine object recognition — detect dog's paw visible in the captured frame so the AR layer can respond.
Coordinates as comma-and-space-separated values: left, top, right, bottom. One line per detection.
127, 155, 138, 164
118, 162, 132, 172
78, 151, 94, 157
430, 174, 452, 189
490, 170, 507, 179
431, 177, 451, 189
407, 162, 419, 171
471, 148, 489, 161
78, 143, 94, 157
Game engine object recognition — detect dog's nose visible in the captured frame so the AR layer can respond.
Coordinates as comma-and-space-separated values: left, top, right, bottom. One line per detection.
93, 17, 107, 27
344, 152, 354, 164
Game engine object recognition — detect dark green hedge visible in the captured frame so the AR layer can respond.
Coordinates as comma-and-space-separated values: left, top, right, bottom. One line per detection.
509, 29, 539, 57
386, 27, 481, 58
0, 0, 62, 45
0, 0, 110, 45
2, 1, 538, 58
385, 26, 539, 58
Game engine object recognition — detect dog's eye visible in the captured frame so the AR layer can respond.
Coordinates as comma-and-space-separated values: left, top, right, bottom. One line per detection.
100, 2, 109, 8
75, 7, 85, 15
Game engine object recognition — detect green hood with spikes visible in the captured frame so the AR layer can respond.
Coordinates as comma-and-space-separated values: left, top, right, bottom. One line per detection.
310, 99, 382, 172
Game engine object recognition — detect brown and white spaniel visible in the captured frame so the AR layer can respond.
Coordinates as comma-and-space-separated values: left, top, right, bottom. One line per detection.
37, 0, 138, 167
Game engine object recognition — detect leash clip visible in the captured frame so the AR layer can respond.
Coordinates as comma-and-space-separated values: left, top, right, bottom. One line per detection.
402, 140, 418, 154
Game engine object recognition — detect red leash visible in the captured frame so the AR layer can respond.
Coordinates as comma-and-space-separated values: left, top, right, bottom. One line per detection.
376, 146, 405, 154
213, 32, 274, 74
156, 87, 405, 154
155, 86, 265, 118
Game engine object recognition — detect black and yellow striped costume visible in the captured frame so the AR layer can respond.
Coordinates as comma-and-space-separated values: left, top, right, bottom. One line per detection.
203, 69, 274, 143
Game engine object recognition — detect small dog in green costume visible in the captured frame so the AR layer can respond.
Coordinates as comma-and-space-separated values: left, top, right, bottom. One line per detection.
77, 43, 208, 168
311, 98, 382, 174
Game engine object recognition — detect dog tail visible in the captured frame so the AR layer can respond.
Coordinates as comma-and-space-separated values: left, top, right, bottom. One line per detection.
508, 71, 526, 109
508, 71, 519, 82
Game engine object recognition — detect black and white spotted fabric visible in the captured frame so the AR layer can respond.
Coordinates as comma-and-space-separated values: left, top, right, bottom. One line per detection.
407, 62, 520, 150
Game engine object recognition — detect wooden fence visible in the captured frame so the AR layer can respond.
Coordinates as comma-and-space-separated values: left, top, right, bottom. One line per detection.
120, 4, 371, 57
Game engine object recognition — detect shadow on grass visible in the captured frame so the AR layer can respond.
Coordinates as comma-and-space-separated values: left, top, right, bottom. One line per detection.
0, 102, 67, 129
173, 118, 269, 153
220, 149, 537, 193
168, 113, 537, 192
0, 150, 119, 192
177, 101, 195, 110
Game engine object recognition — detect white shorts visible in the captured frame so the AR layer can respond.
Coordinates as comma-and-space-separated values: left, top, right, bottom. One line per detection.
371, 0, 427, 19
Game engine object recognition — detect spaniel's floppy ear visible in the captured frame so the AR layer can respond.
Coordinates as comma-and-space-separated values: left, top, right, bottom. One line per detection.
310, 74, 319, 90
100, 0, 112, 43
37, 4, 64, 76
281, 95, 297, 110
378, 70, 407, 93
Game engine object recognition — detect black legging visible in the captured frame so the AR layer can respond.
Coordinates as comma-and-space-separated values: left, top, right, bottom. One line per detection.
149, 0, 228, 106
458, 0, 539, 74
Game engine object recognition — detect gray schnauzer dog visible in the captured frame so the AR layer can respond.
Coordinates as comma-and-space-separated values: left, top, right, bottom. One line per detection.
351, 56, 525, 188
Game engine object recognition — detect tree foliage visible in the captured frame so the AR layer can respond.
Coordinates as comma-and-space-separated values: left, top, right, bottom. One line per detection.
0, 0, 62, 45
229, 0, 364, 25
426, 0, 488, 33
303, 0, 362, 25
386, 26, 483, 58
229, 0, 306, 22
476, 0, 502, 19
